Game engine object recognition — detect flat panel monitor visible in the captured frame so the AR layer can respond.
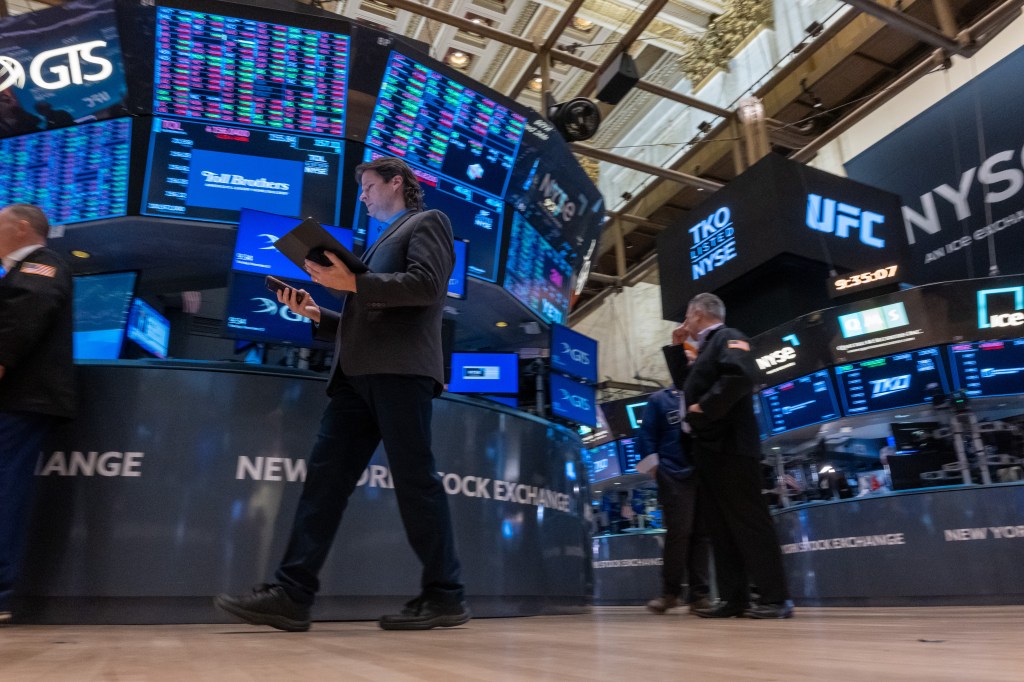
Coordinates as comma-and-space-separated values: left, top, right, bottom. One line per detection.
833, 346, 950, 416
125, 298, 170, 359
760, 370, 841, 436
448, 238, 468, 299
948, 338, 1024, 398
365, 50, 526, 200
142, 117, 343, 224
579, 404, 615, 447
447, 352, 518, 394
154, 5, 349, 137
618, 437, 643, 475
503, 212, 573, 325
0, 0, 129, 137
73, 271, 137, 360
550, 323, 598, 384
586, 441, 621, 484
224, 272, 332, 347
827, 288, 945, 364
0, 118, 131, 225
599, 395, 651, 438
356, 148, 505, 282
549, 372, 597, 427
232, 208, 353, 281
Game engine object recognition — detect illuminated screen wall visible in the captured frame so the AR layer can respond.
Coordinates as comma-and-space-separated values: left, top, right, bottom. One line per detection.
366, 51, 525, 199
0, 118, 131, 224
154, 5, 349, 136
503, 212, 573, 325
142, 117, 343, 223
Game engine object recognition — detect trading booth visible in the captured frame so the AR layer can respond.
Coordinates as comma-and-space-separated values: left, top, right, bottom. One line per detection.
1, 0, 604, 623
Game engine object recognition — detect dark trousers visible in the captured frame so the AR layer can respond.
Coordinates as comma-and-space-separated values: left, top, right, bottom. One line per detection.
656, 468, 711, 601
0, 411, 53, 611
695, 448, 789, 605
275, 374, 462, 606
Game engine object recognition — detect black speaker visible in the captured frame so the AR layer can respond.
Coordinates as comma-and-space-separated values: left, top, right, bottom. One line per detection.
595, 53, 640, 105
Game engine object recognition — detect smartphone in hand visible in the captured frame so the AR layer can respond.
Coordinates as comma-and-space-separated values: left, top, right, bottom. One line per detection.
265, 276, 306, 303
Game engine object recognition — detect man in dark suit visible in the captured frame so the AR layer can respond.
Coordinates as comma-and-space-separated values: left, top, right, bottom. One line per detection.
216, 156, 466, 632
666, 293, 792, 619
0, 204, 76, 625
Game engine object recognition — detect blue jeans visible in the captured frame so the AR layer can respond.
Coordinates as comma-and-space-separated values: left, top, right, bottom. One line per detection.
0, 411, 53, 611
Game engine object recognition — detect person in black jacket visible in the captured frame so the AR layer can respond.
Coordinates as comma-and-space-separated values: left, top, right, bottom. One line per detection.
667, 293, 792, 619
0, 204, 76, 625
216, 156, 467, 632
636, 382, 711, 614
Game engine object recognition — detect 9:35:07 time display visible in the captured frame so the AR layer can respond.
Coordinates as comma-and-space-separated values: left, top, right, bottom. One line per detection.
828, 265, 900, 297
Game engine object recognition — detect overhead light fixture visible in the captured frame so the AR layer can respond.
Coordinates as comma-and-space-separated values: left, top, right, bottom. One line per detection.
571, 17, 595, 32
70, 250, 91, 259
528, 76, 543, 92
495, 321, 508, 328
445, 51, 471, 70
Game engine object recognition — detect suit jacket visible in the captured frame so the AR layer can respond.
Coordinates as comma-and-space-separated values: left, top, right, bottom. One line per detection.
315, 209, 454, 393
673, 326, 761, 459
0, 247, 76, 418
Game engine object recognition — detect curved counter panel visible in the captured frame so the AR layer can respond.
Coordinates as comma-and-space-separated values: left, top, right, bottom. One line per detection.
774, 484, 1024, 606
18, 362, 591, 624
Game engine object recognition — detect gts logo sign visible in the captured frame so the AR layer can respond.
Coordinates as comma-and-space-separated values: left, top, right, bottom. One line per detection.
0, 41, 114, 91
806, 194, 885, 248
559, 388, 591, 410
560, 342, 591, 365
869, 375, 911, 397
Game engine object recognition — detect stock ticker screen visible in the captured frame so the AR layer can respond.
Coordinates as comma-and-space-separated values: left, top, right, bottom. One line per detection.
948, 339, 1024, 398
503, 213, 573, 325
365, 51, 526, 200
760, 370, 842, 435
142, 117, 343, 223
833, 346, 950, 415
0, 118, 131, 225
154, 6, 349, 137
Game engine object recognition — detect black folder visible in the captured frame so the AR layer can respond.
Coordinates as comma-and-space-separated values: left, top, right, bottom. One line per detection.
273, 218, 369, 274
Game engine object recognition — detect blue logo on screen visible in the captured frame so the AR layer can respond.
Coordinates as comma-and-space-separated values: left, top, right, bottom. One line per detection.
626, 402, 647, 430
806, 194, 885, 248
550, 324, 598, 383
838, 302, 908, 338
187, 150, 303, 215
870, 374, 911, 397
688, 207, 736, 281
977, 286, 1024, 329
550, 373, 596, 426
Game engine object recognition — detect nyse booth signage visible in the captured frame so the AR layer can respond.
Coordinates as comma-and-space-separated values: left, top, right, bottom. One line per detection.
750, 317, 833, 386
846, 45, 1024, 285
659, 153, 906, 322
0, 0, 128, 137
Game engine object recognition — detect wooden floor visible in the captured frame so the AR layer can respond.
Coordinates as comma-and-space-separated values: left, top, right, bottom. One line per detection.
2, 606, 1023, 681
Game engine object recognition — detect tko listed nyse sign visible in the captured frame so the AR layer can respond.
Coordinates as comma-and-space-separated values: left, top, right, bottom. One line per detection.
0, 42, 114, 91
689, 207, 736, 280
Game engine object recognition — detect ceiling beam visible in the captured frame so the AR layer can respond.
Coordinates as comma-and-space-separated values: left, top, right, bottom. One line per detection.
508, 0, 589, 99
570, 142, 724, 191
841, 0, 969, 54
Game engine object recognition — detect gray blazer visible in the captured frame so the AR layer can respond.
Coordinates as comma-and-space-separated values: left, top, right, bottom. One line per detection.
314, 209, 454, 392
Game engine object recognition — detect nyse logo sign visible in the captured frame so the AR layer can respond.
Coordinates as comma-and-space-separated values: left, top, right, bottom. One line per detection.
806, 194, 885, 248
870, 375, 911, 397
0, 41, 114, 91
756, 334, 801, 373
560, 342, 590, 365
559, 388, 591, 410
977, 286, 1024, 329
689, 207, 736, 280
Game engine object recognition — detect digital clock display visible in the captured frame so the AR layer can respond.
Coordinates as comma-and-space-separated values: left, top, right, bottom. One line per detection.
829, 265, 899, 297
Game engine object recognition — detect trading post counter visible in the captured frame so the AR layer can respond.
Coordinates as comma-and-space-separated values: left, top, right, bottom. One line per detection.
18, 361, 591, 624
775, 482, 1024, 606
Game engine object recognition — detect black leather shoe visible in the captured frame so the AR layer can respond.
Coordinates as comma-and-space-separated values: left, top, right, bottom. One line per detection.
687, 596, 713, 613
379, 596, 471, 631
215, 583, 311, 632
693, 601, 747, 618
745, 600, 795, 619
0, 611, 11, 627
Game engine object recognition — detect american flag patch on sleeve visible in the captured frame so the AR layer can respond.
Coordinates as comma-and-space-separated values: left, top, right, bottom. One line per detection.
21, 262, 57, 278
727, 339, 750, 351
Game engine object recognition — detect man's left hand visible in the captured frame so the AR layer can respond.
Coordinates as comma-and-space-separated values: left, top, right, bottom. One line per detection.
688, 403, 703, 414
305, 251, 357, 292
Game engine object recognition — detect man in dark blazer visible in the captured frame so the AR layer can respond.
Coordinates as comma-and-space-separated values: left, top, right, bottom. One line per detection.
665, 292, 792, 619
0, 204, 75, 625
216, 156, 466, 632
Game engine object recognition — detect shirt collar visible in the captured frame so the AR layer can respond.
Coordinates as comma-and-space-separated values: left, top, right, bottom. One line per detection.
1, 243, 44, 272
697, 322, 724, 350
381, 208, 411, 228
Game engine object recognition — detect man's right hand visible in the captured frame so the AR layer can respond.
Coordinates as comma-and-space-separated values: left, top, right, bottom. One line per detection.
276, 288, 321, 324
671, 323, 688, 346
